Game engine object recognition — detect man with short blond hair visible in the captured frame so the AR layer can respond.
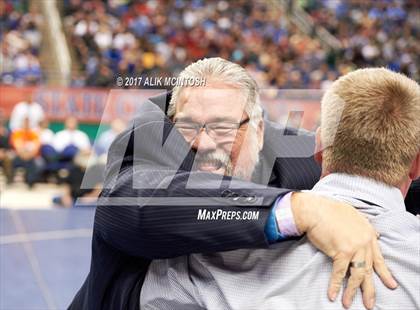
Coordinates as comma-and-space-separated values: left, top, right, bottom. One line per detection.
141, 68, 420, 310
320, 67, 420, 187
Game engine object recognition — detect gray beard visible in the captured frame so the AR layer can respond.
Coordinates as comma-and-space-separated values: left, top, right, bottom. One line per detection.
231, 154, 260, 181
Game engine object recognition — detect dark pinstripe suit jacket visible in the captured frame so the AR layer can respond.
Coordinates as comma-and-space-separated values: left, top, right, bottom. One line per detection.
69, 93, 419, 310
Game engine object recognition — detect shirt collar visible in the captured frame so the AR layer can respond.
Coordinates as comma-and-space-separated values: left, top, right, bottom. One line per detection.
311, 173, 405, 213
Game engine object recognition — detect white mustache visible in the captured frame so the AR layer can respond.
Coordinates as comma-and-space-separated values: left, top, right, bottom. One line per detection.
194, 151, 232, 171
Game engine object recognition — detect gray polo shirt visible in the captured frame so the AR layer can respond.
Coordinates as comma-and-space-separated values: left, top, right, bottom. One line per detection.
140, 173, 420, 310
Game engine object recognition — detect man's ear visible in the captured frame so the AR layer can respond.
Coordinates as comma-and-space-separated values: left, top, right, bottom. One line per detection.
408, 151, 420, 180
314, 127, 323, 165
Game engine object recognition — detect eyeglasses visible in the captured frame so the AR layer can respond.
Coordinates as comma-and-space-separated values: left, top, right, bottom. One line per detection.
174, 118, 250, 142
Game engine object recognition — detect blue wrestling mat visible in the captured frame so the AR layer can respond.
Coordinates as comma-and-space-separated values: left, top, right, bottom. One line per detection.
0, 208, 95, 310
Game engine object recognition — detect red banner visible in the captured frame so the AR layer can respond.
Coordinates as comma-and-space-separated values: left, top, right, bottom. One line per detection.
0, 86, 161, 123
0, 85, 321, 129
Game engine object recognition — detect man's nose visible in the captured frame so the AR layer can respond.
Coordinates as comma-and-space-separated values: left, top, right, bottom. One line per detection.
192, 129, 217, 152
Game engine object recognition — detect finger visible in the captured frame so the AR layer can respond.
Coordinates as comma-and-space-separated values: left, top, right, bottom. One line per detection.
328, 255, 350, 302
372, 237, 398, 289
342, 248, 366, 309
361, 247, 375, 310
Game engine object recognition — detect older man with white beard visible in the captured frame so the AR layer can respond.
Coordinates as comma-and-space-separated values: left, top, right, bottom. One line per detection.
70, 58, 407, 310
171, 81, 262, 180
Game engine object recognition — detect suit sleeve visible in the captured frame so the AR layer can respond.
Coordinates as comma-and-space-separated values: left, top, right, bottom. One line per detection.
94, 101, 291, 259
405, 178, 420, 215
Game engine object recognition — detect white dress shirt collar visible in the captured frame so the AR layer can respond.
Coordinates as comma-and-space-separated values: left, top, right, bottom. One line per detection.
311, 173, 405, 214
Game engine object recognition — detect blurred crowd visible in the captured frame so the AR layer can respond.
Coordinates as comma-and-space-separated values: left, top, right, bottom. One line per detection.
2, 0, 417, 89
63, 0, 339, 89
300, 0, 419, 81
0, 0, 44, 85
62, 0, 419, 90
0, 99, 126, 207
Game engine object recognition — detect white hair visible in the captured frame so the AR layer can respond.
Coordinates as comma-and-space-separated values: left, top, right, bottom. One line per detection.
167, 57, 263, 128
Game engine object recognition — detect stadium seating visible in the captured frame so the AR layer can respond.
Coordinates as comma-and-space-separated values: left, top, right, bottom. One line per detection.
300, 0, 419, 81
62, 0, 337, 89
0, 0, 43, 85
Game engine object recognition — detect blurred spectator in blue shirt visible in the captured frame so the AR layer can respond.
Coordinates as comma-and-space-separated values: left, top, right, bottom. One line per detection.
94, 118, 125, 160
53, 117, 91, 165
